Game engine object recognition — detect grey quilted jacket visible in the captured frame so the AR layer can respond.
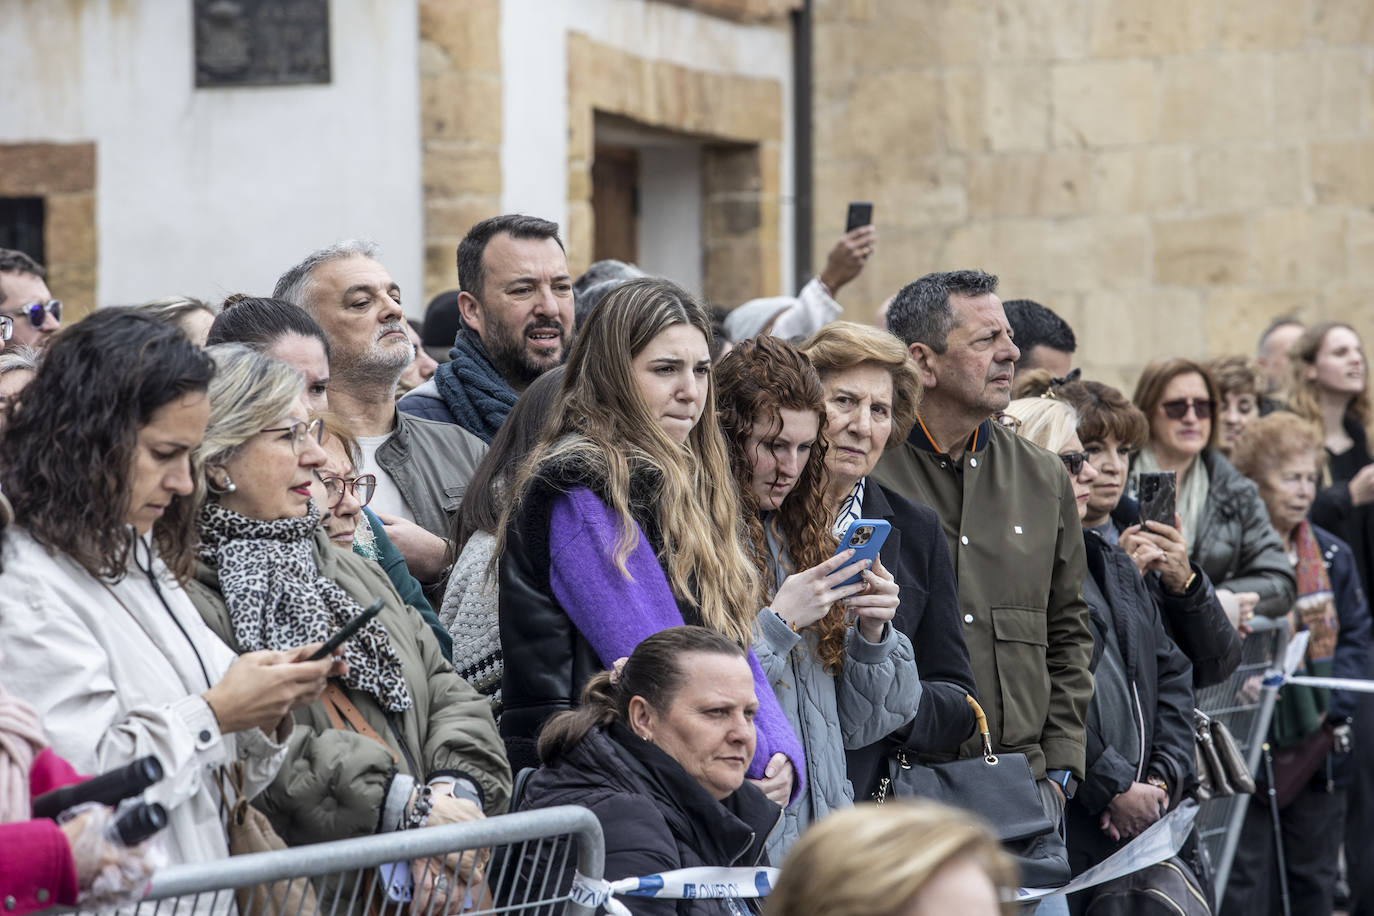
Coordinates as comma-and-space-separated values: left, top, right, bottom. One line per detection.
753, 608, 921, 859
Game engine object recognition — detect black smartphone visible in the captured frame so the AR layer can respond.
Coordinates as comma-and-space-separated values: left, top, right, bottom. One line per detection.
845, 201, 873, 232
309, 598, 385, 660
1137, 471, 1177, 528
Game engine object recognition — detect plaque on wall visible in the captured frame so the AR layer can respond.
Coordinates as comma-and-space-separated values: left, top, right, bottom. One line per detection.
194, 0, 330, 87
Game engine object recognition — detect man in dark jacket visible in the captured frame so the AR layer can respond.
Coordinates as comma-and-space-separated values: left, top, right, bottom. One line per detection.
399, 214, 574, 443
274, 241, 487, 592
875, 270, 1094, 835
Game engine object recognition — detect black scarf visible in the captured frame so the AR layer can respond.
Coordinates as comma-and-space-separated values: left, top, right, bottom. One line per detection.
432, 330, 519, 444
197, 502, 412, 712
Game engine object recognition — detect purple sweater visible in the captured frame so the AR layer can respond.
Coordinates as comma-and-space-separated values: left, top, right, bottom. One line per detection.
549, 486, 806, 796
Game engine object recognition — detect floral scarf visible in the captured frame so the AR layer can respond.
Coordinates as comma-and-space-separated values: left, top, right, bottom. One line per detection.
197, 501, 412, 712
1271, 519, 1338, 747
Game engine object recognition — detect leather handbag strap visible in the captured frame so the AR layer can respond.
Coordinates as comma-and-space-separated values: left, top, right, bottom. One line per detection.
322, 681, 398, 764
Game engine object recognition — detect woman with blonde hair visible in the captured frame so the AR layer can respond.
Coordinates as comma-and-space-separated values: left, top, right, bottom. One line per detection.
797, 321, 976, 804
767, 800, 1017, 916
498, 277, 803, 802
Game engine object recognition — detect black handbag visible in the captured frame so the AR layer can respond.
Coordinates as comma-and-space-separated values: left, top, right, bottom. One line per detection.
875, 695, 1072, 888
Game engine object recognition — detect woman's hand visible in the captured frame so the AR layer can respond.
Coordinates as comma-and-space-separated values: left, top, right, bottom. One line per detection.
203, 645, 344, 735
746, 752, 795, 807
1349, 464, 1374, 507
374, 514, 450, 582
59, 804, 160, 901
1100, 782, 1167, 842
771, 549, 871, 632
415, 793, 489, 908
843, 556, 899, 643
1121, 517, 1193, 593
1216, 589, 1258, 636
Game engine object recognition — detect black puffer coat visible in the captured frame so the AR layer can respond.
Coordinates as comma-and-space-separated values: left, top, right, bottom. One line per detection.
1066, 531, 1195, 873
519, 722, 780, 916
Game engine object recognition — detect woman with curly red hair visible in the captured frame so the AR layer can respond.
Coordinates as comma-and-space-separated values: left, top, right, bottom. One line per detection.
715, 335, 920, 858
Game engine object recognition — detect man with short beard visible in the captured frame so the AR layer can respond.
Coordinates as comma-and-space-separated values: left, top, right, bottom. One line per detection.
274, 240, 487, 591
399, 214, 574, 443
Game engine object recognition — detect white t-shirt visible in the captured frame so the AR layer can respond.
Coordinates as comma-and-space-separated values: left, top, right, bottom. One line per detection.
357, 433, 415, 522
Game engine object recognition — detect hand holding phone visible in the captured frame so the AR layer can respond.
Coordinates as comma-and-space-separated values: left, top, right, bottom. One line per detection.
309, 598, 385, 660
845, 201, 874, 232
833, 519, 891, 586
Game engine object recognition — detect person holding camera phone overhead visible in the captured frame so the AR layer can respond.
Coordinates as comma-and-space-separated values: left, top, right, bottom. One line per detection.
181, 343, 510, 898
715, 336, 919, 858
1126, 359, 1295, 627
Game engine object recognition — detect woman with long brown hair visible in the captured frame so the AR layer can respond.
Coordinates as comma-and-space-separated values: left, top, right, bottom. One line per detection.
715, 335, 917, 857
497, 278, 803, 803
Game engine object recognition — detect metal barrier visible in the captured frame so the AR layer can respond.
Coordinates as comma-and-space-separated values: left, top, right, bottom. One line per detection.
74, 806, 605, 916
1192, 615, 1288, 903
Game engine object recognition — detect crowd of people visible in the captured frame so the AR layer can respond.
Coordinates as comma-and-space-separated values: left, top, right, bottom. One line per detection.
0, 214, 1369, 916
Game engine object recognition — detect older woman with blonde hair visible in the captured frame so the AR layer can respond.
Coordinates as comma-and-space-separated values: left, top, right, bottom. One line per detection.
767, 800, 1017, 916
797, 321, 977, 804
185, 344, 510, 860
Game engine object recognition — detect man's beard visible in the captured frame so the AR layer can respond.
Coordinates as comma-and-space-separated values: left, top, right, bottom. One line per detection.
335, 324, 414, 390
484, 317, 568, 390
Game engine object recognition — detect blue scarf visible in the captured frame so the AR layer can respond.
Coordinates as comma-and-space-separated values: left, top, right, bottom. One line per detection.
431, 329, 519, 444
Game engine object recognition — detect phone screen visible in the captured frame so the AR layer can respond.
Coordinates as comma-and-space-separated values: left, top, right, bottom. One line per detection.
846, 201, 873, 232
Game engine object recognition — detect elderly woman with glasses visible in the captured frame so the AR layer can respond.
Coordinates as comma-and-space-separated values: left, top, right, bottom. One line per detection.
184, 344, 510, 872
1128, 359, 1295, 621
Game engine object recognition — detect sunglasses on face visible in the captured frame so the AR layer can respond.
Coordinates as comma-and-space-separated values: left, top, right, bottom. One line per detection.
1059, 451, 1089, 475
1160, 398, 1214, 421
321, 473, 377, 509
261, 418, 325, 454
2, 299, 61, 329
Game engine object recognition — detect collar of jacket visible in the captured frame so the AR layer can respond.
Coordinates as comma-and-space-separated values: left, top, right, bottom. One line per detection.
905, 416, 993, 455
379, 409, 410, 455
605, 721, 777, 867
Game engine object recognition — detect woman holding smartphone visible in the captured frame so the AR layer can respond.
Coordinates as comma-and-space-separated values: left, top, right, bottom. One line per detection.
715, 335, 918, 857
0, 310, 338, 867
184, 344, 510, 861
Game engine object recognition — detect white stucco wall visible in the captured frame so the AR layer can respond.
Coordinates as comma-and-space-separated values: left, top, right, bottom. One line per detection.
0, 0, 423, 312
499, 0, 795, 298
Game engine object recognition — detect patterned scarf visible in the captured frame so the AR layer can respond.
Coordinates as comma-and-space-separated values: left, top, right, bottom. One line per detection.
832, 477, 867, 540
197, 501, 412, 712
0, 648, 46, 823
1292, 519, 1339, 666
431, 329, 519, 444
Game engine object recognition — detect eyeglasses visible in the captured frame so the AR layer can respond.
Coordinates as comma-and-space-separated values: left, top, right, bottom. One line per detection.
261, 418, 325, 454
320, 473, 376, 509
0, 316, 10, 342
994, 413, 1022, 431
1059, 451, 1089, 475
1, 300, 61, 329
1160, 398, 1214, 421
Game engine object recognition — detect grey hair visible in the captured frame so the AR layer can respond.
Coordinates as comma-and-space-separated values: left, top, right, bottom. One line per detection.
198, 343, 306, 504
272, 239, 381, 313
887, 269, 999, 354
0, 345, 40, 376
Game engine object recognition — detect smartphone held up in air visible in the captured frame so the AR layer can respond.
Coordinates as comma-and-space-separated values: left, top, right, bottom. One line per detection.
1136, 471, 1177, 528
846, 201, 874, 232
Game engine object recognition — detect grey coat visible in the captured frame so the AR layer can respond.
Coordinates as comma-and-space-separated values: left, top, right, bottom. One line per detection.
753, 609, 921, 859
1184, 450, 1296, 619
376, 410, 487, 543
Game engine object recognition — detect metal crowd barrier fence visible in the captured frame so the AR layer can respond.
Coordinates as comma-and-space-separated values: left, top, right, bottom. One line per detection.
1192, 615, 1288, 905
72, 806, 605, 916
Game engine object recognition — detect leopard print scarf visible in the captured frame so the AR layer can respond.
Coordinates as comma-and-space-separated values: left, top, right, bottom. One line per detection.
197, 501, 413, 712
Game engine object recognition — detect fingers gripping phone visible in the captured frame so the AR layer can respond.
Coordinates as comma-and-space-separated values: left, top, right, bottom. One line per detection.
846, 201, 873, 232
1136, 471, 1177, 528
309, 598, 385, 660
834, 519, 891, 587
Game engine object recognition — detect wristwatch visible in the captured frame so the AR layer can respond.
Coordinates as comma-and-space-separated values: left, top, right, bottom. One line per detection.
1047, 768, 1077, 801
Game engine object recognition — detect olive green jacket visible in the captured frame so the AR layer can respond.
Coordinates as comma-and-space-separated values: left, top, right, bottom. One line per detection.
873, 419, 1094, 780
186, 529, 511, 845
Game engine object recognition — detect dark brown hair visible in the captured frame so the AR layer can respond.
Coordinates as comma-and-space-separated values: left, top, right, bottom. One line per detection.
716, 337, 847, 674
1132, 358, 1220, 451
536, 626, 749, 762
0, 308, 214, 581
1018, 368, 1149, 451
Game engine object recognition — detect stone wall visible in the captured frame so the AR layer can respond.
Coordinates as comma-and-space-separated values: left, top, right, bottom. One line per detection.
0, 143, 96, 321
811, 0, 1374, 392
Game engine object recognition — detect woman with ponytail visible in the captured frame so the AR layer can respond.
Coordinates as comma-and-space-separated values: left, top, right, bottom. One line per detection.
519, 627, 780, 913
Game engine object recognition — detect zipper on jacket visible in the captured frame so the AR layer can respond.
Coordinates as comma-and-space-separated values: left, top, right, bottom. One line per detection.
1131, 681, 1146, 783
385, 714, 422, 779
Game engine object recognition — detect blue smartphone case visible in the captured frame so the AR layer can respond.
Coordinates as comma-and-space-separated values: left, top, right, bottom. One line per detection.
834, 518, 891, 586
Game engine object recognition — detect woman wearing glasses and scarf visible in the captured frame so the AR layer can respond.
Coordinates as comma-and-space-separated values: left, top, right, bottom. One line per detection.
1127, 359, 1296, 623
183, 344, 510, 878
